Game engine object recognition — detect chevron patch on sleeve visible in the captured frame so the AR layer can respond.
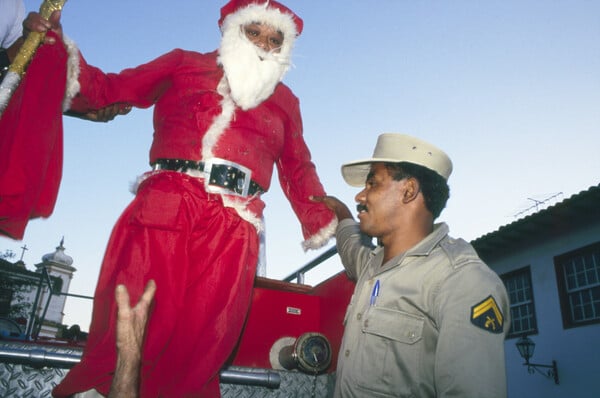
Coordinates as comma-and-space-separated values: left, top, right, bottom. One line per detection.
471, 295, 504, 334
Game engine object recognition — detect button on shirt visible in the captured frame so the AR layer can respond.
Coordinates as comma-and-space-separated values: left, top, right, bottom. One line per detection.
333, 220, 510, 398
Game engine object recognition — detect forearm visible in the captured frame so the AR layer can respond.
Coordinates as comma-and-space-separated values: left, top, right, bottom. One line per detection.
108, 280, 156, 397
336, 219, 374, 279
70, 49, 182, 113
108, 352, 141, 398
278, 161, 337, 250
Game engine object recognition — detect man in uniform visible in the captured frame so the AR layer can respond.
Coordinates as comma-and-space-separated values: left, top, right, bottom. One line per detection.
314, 133, 510, 397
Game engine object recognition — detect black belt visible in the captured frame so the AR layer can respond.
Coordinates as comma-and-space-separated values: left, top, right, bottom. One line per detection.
152, 158, 264, 196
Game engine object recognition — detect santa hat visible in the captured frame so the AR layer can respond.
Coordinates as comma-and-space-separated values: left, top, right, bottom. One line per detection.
218, 0, 303, 58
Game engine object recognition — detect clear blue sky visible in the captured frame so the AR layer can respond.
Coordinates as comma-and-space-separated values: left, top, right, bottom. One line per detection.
3, 0, 599, 330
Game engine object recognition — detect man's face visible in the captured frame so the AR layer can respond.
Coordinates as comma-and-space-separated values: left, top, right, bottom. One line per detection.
243, 23, 284, 53
355, 163, 406, 240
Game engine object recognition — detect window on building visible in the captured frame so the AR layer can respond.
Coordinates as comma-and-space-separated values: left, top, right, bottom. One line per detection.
501, 266, 537, 338
555, 241, 600, 328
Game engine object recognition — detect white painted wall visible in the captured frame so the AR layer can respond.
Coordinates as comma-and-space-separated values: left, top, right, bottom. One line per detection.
490, 223, 600, 398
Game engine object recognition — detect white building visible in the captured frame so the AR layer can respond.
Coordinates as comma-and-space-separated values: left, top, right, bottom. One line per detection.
472, 184, 600, 398
0, 239, 76, 339
33, 239, 77, 338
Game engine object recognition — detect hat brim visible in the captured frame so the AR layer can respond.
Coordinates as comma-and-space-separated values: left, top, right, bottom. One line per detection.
341, 158, 402, 187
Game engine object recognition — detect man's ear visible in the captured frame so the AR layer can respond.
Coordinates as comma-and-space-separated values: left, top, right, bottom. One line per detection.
402, 178, 420, 203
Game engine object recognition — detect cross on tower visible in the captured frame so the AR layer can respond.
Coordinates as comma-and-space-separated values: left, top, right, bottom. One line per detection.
19, 244, 28, 261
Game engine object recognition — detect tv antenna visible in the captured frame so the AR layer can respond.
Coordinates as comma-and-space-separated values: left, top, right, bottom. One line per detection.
513, 192, 563, 218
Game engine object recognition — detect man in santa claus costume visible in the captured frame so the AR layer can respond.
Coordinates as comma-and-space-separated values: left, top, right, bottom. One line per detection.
22, 1, 338, 397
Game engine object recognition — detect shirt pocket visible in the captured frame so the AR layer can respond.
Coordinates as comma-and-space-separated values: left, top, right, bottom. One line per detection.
354, 307, 425, 397
363, 306, 424, 344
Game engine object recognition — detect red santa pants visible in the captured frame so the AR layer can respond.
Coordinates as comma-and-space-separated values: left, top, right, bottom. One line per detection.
53, 171, 259, 397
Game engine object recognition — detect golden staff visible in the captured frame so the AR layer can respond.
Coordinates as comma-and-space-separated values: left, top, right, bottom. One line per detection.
0, 0, 68, 116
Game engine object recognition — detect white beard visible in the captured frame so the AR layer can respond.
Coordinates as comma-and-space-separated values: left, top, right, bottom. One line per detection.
218, 28, 291, 110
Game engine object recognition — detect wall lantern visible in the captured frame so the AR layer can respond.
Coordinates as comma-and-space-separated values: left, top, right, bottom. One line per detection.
515, 335, 559, 385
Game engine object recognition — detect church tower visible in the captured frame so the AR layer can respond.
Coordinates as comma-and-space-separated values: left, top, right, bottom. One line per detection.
33, 238, 76, 338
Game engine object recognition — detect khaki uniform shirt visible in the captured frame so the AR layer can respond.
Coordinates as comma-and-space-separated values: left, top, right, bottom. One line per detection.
333, 220, 510, 398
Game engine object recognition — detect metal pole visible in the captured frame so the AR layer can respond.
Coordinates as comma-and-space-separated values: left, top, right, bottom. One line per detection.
33, 269, 54, 340
25, 271, 44, 339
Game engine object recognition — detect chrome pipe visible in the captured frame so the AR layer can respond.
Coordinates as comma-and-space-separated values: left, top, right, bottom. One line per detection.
220, 369, 281, 388
0, 346, 280, 388
0, 346, 81, 368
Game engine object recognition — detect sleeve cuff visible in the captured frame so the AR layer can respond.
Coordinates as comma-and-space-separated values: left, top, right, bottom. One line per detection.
301, 217, 338, 251
61, 35, 81, 112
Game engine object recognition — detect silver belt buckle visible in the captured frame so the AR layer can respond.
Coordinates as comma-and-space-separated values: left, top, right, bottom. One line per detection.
203, 158, 252, 197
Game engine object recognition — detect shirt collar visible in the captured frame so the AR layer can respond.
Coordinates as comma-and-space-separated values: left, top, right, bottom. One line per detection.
374, 222, 449, 272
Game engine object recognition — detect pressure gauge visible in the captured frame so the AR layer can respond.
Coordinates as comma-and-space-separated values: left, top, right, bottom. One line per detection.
272, 332, 332, 374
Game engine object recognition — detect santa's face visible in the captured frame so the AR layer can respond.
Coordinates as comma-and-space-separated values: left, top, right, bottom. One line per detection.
243, 23, 284, 53
218, 21, 291, 110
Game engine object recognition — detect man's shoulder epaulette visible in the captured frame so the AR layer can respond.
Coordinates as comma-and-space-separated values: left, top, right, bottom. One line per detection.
439, 237, 482, 270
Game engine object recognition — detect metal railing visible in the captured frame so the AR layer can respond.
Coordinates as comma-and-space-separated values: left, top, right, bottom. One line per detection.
282, 246, 338, 284
25, 266, 93, 340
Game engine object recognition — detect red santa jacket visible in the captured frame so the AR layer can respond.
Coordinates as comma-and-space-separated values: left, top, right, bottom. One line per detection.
68, 49, 336, 248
